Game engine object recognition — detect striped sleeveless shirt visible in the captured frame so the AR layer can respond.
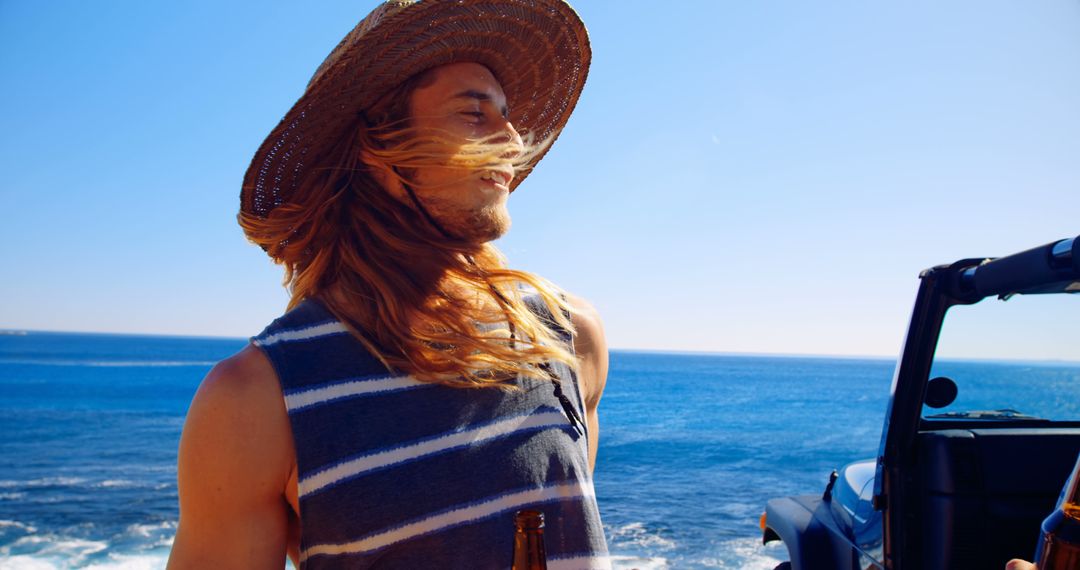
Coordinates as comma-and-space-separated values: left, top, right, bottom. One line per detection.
252, 297, 610, 569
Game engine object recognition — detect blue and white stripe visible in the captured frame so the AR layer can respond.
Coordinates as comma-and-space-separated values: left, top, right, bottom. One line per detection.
299, 408, 570, 496
252, 320, 348, 346
283, 374, 428, 412
300, 480, 598, 562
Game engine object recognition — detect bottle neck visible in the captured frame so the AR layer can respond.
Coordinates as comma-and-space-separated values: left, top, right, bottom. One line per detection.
512, 509, 547, 570
1063, 455, 1080, 520
514, 509, 545, 532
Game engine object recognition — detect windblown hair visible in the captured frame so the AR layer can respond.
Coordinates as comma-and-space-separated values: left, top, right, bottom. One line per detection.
239, 71, 577, 387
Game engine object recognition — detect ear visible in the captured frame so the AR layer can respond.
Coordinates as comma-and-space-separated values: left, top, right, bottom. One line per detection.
360, 150, 408, 201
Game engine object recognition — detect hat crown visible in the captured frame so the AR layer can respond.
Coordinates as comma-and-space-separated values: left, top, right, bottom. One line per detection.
307, 1, 412, 91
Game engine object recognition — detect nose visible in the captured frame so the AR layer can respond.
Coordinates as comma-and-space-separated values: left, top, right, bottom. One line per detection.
500, 118, 524, 159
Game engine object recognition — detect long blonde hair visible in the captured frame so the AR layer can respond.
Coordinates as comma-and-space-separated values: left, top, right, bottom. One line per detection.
239, 70, 577, 387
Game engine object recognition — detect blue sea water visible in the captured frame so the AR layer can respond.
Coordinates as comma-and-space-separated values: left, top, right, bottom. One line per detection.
1, 331, 1077, 569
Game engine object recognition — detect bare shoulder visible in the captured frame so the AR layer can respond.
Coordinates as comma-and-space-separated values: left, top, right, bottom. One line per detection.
563, 293, 608, 407
169, 344, 293, 568
181, 344, 292, 480
564, 293, 603, 345
195, 344, 281, 410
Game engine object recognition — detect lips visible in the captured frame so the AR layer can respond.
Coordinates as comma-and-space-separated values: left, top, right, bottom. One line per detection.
479, 169, 514, 187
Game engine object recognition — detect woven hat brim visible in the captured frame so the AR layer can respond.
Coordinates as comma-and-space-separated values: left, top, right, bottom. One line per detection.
241, 0, 591, 219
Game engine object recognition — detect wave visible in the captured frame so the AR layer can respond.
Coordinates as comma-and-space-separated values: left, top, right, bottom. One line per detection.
0, 527, 174, 570
95, 480, 138, 489
0, 527, 781, 570
0, 358, 217, 367
0, 520, 37, 533
1, 536, 109, 566
715, 536, 787, 569
606, 525, 786, 569
121, 521, 176, 541
0, 478, 88, 489
0, 552, 169, 570
0, 478, 168, 496
608, 522, 678, 551
611, 554, 671, 569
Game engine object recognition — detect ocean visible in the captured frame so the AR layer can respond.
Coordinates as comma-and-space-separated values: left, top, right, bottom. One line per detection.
1, 331, 1077, 569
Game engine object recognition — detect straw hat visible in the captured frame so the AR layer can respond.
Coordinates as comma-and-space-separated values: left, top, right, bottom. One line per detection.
241, 0, 591, 219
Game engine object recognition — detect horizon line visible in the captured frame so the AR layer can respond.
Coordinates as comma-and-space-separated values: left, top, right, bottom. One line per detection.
5, 328, 1077, 366
0, 326, 896, 359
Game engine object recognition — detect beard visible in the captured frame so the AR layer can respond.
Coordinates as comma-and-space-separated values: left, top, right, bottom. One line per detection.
370, 127, 527, 244
423, 194, 512, 243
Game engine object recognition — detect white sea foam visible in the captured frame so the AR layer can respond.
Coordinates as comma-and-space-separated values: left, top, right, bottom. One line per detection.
121, 521, 176, 539
2, 537, 110, 567
610, 554, 671, 569
0, 520, 37, 533
0, 477, 160, 492
721, 537, 790, 565
608, 522, 678, 551
127, 522, 175, 538
606, 529, 787, 570
0, 492, 27, 500
5, 534, 50, 548
96, 480, 138, 489
0, 552, 171, 570
0, 477, 88, 489
705, 537, 787, 569
147, 535, 174, 549
83, 552, 171, 570
0, 357, 217, 367
0, 524, 176, 570
0, 555, 58, 570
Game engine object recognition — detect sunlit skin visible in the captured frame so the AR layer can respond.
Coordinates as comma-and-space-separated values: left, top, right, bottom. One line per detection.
166, 62, 608, 569
366, 62, 523, 243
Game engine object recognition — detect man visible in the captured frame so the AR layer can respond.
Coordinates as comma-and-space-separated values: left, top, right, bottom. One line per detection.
167, 1, 608, 568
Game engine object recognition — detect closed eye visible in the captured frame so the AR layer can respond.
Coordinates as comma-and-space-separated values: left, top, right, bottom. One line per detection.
451, 90, 508, 118
461, 111, 486, 124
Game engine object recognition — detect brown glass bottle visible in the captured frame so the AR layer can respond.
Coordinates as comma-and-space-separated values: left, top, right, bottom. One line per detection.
1036, 453, 1080, 570
512, 509, 548, 570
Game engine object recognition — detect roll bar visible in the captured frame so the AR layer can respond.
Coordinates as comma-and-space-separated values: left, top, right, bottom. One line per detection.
955, 235, 1079, 300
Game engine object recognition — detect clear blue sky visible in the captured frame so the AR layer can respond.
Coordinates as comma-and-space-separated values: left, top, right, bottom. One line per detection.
2, 1, 1077, 358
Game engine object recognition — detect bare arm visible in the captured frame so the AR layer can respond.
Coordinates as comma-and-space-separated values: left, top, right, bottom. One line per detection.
168, 345, 296, 570
566, 294, 609, 473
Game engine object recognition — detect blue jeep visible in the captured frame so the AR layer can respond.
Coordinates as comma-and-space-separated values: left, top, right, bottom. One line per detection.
762, 235, 1080, 569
